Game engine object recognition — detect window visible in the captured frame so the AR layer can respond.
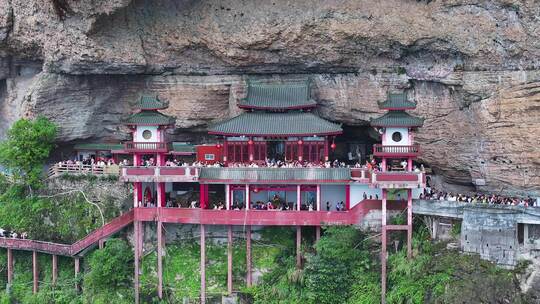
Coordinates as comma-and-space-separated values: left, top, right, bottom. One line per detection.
204, 154, 215, 160
391, 131, 402, 142
142, 130, 152, 140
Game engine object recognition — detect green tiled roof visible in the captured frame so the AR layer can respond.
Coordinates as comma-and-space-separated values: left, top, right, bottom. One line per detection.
137, 95, 168, 110
74, 143, 123, 151
208, 112, 342, 136
378, 93, 416, 109
199, 167, 351, 183
239, 82, 316, 109
370, 111, 424, 127
126, 111, 176, 126
172, 142, 195, 154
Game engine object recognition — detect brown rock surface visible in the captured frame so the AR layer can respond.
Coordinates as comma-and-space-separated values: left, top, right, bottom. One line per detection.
0, 0, 538, 196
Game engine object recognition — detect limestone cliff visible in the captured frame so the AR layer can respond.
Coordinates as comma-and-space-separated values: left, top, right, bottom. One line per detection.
0, 0, 538, 195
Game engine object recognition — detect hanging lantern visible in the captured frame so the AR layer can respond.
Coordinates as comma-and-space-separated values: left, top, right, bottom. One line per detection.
330, 143, 337, 150
297, 139, 303, 145
253, 187, 259, 193
216, 143, 222, 149
248, 139, 254, 145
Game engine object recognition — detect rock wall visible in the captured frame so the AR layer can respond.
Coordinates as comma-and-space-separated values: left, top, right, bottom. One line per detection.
0, 0, 538, 196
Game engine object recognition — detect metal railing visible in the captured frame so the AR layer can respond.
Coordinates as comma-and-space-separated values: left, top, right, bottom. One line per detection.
48, 164, 120, 178
373, 144, 420, 156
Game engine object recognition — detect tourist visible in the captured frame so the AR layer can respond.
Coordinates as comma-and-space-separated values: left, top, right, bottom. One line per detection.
326, 201, 330, 211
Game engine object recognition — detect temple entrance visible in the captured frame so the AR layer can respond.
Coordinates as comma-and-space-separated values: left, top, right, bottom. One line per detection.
267, 140, 285, 161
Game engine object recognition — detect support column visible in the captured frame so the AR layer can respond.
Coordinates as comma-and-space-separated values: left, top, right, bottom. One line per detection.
245, 184, 250, 210
227, 225, 233, 294
223, 139, 228, 163
99, 239, 105, 249
381, 158, 387, 172
246, 226, 252, 287
52, 255, 58, 286
324, 137, 329, 161
134, 221, 140, 304
32, 251, 38, 294
315, 226, 321, 242
157, 221, 164, 299
248, 137, 254, 162
345, 184, 351, 210
407, 189, 413, 259
200, 184, 207, 209
296, 185, 301, 211
407, 158, 413, 171
298, 141, 303, 162
7, 248, 13, 286
157, 182, 165, 207
381, 189, 387, 304
225, 184, 231, 210
74, 257, 80, 291
200, 224, 206, 304
316, 184, 321, 211
296, 226, 302, 268
524, 224, 529, 245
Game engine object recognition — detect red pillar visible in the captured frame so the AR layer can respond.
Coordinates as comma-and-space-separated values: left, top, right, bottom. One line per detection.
246, 226, 252, 287
134, 221, 140, 304
200, 184, 207, 209
296, 185, 301, 211
227, 225, 233, 294
407, 158, 413, 171
324, 137, 329, 161
296, 226, 302, 268
158, 182, 166, 207
7, 248, 13, 286
157, 221, 164, 299
32, 251, 38, 294
382, 158, 387, 172
200, 224, 206, 304
223, 139, 228, 163
248, 137, 254, 162
381, 189, 387, 304
345, 184, 351, 210
52, 255, 58, 286
298, 141, 303, 162
407, 188, 413, 259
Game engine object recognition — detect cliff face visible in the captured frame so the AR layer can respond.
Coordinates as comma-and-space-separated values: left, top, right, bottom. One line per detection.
0, 0, 538, 195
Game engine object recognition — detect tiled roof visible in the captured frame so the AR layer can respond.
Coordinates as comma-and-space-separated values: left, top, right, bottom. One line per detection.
172, 142, 195, 154
370, 111, 424, 128
199, 167, 351, 183
74, 143, 123, 151
378, 93, 416, 109
126, 111, 176, 126
208, 112, 342, 136
239, 82, 316, 109
137, 95, 168, 110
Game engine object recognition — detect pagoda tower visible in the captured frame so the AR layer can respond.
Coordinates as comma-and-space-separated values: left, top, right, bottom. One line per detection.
370, 92, 424, 304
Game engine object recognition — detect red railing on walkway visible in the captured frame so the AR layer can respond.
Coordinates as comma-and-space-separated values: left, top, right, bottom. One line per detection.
124, 142, 170, 152
373, 144, 420, 156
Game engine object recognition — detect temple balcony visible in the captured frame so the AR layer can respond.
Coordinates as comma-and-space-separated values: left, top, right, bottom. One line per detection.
120, 166, 200, 182
123, 141, 171, 153
370, 171, 426, 189
373, 144, 420, 157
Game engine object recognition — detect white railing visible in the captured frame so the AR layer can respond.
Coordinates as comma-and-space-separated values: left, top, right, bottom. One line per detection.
48, 164, 120, 178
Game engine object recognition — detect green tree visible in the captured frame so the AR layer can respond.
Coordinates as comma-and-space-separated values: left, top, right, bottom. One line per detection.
0, 117, 57, 187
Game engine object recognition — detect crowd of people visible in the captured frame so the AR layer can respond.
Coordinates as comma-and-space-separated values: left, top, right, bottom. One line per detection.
421, 186, 537, 207
0, 228, 28, 239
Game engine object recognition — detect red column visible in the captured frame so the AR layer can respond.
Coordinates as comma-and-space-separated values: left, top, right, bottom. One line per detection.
134, 221, 140, 304
407, 158, 413, 171
345, 184, 351, 210
32, 251, 38, 294
324, 137, 329, 161
382, 158, 387, 172
298, 141, 303, 162
157, 221, 164, 299
223, 140, 228, 163
296, 185, 301, 211
407, 188, 413, 259
133, 153, 140, 166
227, 225, 233, 294
246, 226, 252, 287
200, 184, 207, 209
200, 224, 206, 304
158, 182, 166, 207
52, 255, 58, 286
381, 189, 387, 304
7, 248, 13, 286
248, 137, 254, 162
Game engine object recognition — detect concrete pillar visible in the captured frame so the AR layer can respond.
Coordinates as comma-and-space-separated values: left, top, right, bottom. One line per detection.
157, 221, 164, 299
32, 251, 38, 294
74, 257, 80, 291
315, 226, 321, 242
524, 224, 529, 245
52, 255, 58, 286
407, 189, 413, 259
316, 185, 321, 211
296, 185, 301, 211
134, 221, 140, 304
246, 226, 252, 287
296, 226, 302, 268
200, 224, 206, 304
227, 225, 233, 294
225, 184, 231, 210
7, 248, 13, 286
432, 218, 439, 240
98, 239, 105, 249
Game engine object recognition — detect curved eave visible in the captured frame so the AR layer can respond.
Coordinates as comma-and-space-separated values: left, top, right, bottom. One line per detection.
125, 122, 175, 127
370, 123, 423, 128
379, 106, 416, 111
237, 103, 317, 110
208, 130, 343, 137
136, 106, 168, 111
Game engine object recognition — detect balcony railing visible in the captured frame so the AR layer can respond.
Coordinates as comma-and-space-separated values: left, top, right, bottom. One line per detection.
371, 171, 425, 189
124, 142, 170, 153
120, 166, 200, 182
373, 144, 420, 156
48, 163, 120, 178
